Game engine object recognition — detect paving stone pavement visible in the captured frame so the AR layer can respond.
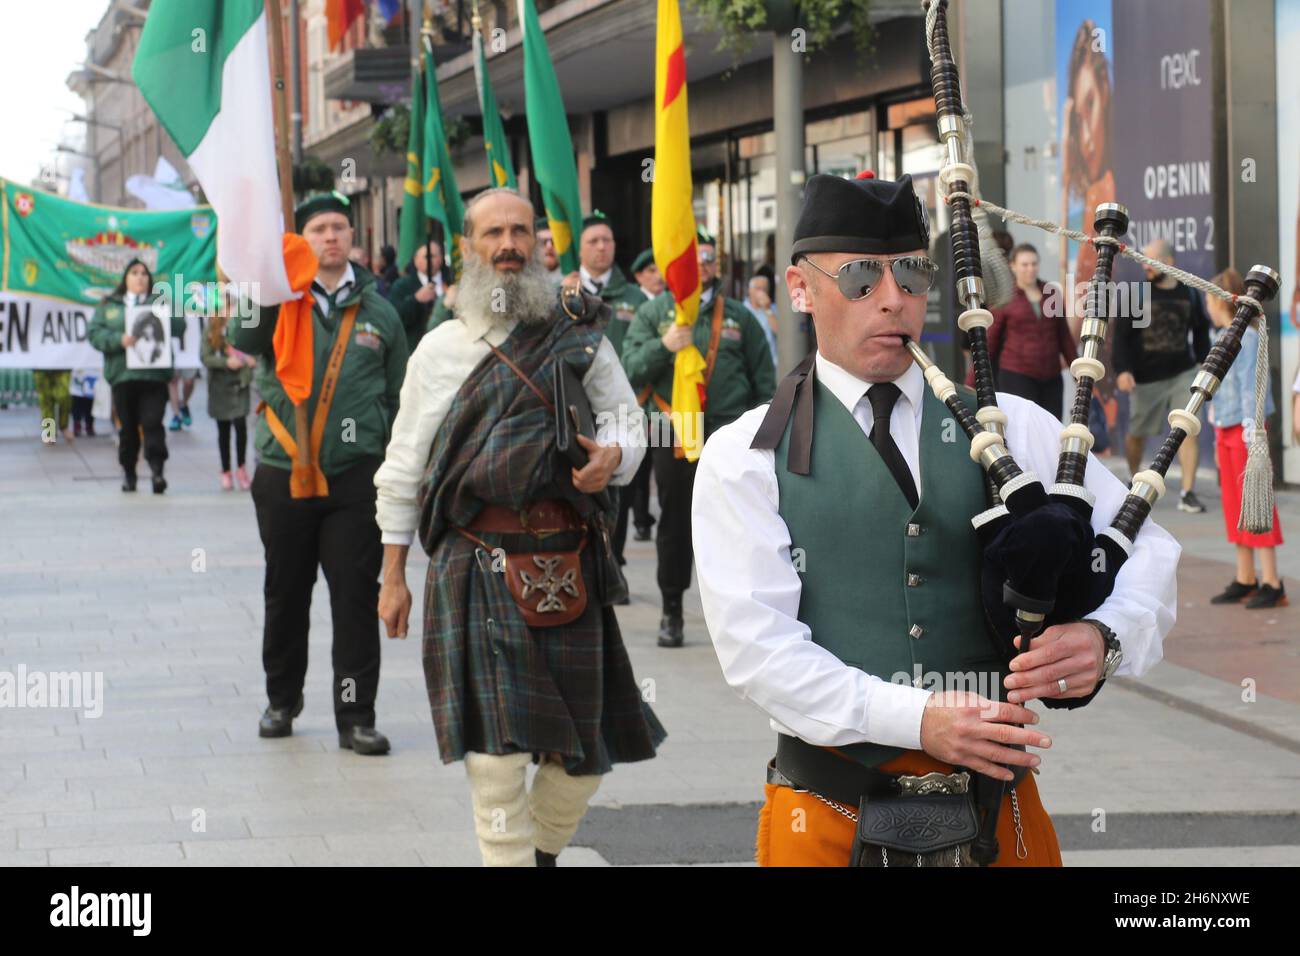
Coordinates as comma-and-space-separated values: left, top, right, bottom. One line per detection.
1, 388, 1298, 866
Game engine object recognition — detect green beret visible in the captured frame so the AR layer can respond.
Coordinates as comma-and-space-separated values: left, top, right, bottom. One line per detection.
295, 191, 352, 231
696, 224, 716, 247
581, 209, 612, 235
631, 248, 655, 274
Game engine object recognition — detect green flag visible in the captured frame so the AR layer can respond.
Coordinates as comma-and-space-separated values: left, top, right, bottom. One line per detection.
474, 23, 517, 190
396, 45, 427, 270
421, 37, 466, 279
517, 0, 582, 272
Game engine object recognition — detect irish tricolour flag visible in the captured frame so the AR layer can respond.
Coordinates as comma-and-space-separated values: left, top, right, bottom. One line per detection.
132, 0, 293, 305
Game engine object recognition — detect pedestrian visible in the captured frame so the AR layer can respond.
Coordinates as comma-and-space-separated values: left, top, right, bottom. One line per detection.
535, 218, 565, 286
744, 274, 779, 369
971, 243, 1076, 420
375, 244, 400, 297
33, 368, 74, 443
1113, 239, 1212, 512
200, 291, 256, 491
167, 365, 199, 432
374, 188, 664, 866
70, 368, 98, 437
387, 241, 445, 352
87, 258, 185, 493
228, 191, 408, 755
616, 246, 664, 549
573, 213, 650, 576
630, 247, 665, 302
692, 172, 1180, 867
1206, 267, 1286, 609
621, 225, 776, 647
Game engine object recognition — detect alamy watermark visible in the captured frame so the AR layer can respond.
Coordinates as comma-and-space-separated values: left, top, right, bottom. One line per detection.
0, 665, 103, 718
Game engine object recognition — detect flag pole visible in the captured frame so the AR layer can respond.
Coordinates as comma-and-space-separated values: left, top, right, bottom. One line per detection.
264, 0, 311, 477
421, 16, 434, 292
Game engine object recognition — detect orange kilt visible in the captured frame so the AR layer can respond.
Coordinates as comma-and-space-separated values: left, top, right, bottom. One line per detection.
757, 749, 1062, 867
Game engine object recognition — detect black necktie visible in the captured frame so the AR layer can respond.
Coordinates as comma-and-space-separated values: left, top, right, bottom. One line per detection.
589, 279, 604, 295
866, 383, 919, 509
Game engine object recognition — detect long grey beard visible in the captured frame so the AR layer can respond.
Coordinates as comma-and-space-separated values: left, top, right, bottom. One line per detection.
455, 252, 556, 327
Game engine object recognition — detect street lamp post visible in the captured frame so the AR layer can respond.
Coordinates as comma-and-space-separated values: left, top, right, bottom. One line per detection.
65, 113, 127, 202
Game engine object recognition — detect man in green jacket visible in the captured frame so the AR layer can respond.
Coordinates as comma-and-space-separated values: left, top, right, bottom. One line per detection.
386, 241, 446, 352
610, 246, 662, 565
576, 211, 647, 357
228, 192, 408, 755
621, 228, 776, 647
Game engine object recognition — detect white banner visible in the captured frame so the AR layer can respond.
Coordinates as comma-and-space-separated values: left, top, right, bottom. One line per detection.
0, 292, 204, 370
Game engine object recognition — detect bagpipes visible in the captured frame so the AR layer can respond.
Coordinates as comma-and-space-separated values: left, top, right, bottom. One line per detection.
913, 0, 1280, 692
911, 0, 1279, 867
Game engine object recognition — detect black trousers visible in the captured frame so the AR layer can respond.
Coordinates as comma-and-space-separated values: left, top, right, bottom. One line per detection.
112, 380, 170, 475
71, 395, 94, 428
997, 368, 1064, 421
651, 443, 698, 598
612, 449, 655, 563
251, 457, 383, 731
216, 418, 248, 471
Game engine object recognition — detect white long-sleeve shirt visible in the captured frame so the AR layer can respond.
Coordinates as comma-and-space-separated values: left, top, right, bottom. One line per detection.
374, 309, 645, 546
692, 352, 1180, 752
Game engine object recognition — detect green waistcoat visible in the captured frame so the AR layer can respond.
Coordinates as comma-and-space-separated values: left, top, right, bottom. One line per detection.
774, 379, 1003, 768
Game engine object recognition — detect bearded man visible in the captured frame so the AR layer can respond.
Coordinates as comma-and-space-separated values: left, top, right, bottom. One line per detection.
373, 188, 666, 867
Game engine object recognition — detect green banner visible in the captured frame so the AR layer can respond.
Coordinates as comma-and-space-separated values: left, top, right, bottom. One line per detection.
1, 179, 216, 369
421, 36, 466, 280
397, 47, 427, 271
519, 0, 582, 273
475, 28, 517, 190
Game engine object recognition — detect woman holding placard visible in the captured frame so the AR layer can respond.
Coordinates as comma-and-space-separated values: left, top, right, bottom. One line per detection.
87, 258, 185, 493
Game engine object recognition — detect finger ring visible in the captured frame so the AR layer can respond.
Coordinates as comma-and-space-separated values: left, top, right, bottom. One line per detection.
1057, 678, 1068, 694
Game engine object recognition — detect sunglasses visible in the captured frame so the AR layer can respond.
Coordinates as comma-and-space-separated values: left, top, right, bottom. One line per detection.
698, 250, 717, 264
800, 254, 938, 300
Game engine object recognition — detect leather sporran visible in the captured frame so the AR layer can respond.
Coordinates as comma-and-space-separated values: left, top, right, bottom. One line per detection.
849, 771, 980, 867
500, 539, 589, 627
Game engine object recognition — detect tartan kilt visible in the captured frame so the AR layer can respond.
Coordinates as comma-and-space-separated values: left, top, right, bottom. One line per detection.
423, 528, 666, 775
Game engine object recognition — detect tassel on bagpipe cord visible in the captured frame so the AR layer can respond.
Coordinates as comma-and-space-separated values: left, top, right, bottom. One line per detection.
1110, 265, 1280, 543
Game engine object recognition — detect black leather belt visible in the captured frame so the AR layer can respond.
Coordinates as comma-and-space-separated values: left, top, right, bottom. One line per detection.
769, 734, 1028, 807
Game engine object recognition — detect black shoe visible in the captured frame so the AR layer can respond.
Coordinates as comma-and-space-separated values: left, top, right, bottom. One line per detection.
657, 615, 684, 648
121, 471, 137, 492
535, 848, 558, 867
1245, 582, 1287, 610
259, 694, 304, 738
339, 726, 391, 755
151, 468, 167, 494
615, 594, 631, 606
633, 525, 653, 542
1209, 579, 1257, 604
1178, 490, 1206, 513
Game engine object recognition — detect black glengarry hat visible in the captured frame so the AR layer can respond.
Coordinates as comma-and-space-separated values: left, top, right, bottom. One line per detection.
295, 191, 352, 231
630, 248, 655, 274
790, 171, 930, 263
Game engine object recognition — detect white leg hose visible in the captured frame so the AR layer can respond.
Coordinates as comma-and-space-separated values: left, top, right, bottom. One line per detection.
529, 760, 602, 856
464, 751, 534, 867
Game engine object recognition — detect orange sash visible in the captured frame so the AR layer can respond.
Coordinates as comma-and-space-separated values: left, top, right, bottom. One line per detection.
260, 302, 359, 498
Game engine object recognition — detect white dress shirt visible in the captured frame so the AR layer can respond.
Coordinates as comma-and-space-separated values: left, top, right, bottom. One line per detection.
692, 351, 1180, 752
579, 266, 612, 295
311, 262, 356, 317
374, 309, 646, 546
417, 270, 446, 298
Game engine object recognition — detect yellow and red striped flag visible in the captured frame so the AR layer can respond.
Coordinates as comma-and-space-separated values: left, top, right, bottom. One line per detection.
652, 0, 706, 461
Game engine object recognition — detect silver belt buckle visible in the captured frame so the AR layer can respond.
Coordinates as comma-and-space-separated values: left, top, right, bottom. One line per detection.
896, 770, 971, 796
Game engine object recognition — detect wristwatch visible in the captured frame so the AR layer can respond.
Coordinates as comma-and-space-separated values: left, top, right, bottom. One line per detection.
1083, 618, 1123, 681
